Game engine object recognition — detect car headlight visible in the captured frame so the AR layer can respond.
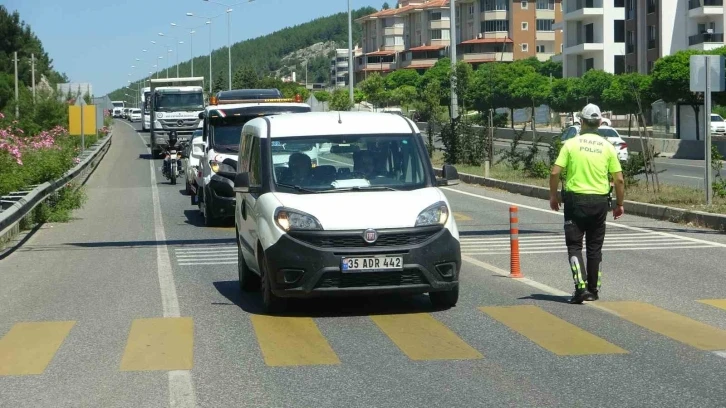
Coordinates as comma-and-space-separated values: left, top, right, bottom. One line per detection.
274, 207, 323, 232
210, 160, 235, 173
415, 201, 449, 227
154, 120, 162, 129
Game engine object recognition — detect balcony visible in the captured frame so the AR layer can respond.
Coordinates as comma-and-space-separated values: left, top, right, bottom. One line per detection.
536, 31, 556, 41
460, 52, 514, 63
626, 43, 635, 53
384, 26, 404, 36
481, 9, 509, 22
563, 41, 605, 55
564, 0, 605, 21
688, 32, 725, 49
355, 61, 396, 73
536, 52, 556, 61
688, 0, 724, 18
430, 20, 449, 30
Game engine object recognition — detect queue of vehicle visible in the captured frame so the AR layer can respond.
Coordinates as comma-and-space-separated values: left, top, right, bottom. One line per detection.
149, 86, 464, 314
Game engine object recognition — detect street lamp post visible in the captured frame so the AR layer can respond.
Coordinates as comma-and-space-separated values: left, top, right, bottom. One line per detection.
172, 22, 204, 76
203, 0, 256, 91
159, 32, 183, 77
348, 0, 354, 104
188, 12, 222, 94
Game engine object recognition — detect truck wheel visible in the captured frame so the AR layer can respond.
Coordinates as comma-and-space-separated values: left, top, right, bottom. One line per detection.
429, 284, 459, 309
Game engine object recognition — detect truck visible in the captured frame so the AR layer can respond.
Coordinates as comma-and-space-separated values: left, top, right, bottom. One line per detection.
140, 87, 151, 132
149, 77, 206, 157
111, 100, 125, 118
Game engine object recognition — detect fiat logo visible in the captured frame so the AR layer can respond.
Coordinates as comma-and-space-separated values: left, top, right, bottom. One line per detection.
363, 229, 378, 244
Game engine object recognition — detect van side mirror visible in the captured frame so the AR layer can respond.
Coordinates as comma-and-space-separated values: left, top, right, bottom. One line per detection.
438, 164, 460, 186
234, 172, 251, 193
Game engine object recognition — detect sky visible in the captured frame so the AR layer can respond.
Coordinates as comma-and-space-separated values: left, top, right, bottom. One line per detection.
3, 0, 384, 96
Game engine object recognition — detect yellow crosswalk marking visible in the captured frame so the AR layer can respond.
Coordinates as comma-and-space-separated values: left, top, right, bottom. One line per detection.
599, 301, 726, 351
479, 305, 628, 356
697, 299, 726, 311
370, 313, 483, 360
250, 316, 340, 367
0, 321, 76, 376
120, 317, 194, 371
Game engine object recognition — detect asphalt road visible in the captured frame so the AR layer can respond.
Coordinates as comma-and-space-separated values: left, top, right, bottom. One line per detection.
1, 119, 725, 408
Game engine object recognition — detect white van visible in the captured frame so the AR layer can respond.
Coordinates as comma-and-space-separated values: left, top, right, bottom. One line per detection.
232, 111, 462, 313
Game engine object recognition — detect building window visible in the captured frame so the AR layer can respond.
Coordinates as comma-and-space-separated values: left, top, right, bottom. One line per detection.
536, 19, 555, 31
469, 5, 475, 14
536, 0, 555, 10
648, 25, 657, 49
614, 20, 625, 43
614, 55, 625, 75
626, 0, 635, 19
521, 43, 529, 52
521, 1, 528, 8
647, 0, 656, 13
522, 22, 528, 30
615, 0, 624, 6
431, 29, 442, 40
482, 20, 509, 32
648, 61, 655, 73
481, 0, 509, 11
430, 11, 442, 20
585, 58, 594, 72
626, 30, 635, 53
536, 44, 546, 53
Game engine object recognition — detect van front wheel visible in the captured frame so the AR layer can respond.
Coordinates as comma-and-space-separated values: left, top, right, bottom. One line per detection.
260, 256, 286, 314
429, 284, 459, 309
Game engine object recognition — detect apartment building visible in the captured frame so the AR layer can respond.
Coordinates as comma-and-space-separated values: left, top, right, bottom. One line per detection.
353, 0, 563, 83
625, 0, 725, 74
557, 0, 626, 78
330, 48, 354, 87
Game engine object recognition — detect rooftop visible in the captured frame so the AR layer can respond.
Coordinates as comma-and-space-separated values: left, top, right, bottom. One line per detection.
250, 111, 419, 138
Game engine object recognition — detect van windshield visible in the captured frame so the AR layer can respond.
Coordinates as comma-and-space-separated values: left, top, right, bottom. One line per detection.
270, 134, 429, 193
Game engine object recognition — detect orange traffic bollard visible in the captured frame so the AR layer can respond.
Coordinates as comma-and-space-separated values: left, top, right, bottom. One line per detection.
509, 206, 523, 278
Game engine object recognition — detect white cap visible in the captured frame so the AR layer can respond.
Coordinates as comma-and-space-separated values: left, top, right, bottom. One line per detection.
580, 103, 602, 120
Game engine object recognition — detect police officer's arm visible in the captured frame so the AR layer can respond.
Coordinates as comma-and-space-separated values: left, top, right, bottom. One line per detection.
549, 142, 569, 210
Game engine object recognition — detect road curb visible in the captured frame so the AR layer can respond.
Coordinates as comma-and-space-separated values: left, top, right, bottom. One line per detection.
434, 168, 726, 232
0, 129, 114, 253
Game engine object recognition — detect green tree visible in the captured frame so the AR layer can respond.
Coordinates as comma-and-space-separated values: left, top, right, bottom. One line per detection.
384, 69, 420, 90
548, 77, 582, 113
212, 72, 226, 93
511, 71, 551, 138
232, 66, 260, 89
577, 69, 614, 108
602, 72, 655, 115
651, 50, 705, 140
359, 72, 388, 107
390, 85, 417, 111
382, 2, 391, 9
417, 58, 451, 108
329, 87, 353, 111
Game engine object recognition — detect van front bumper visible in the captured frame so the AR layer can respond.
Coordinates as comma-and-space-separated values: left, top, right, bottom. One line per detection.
205, 174, 235, 218
263, 225, 461, 298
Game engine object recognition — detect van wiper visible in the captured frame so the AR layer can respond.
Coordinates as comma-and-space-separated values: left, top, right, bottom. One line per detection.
276, 183, 319, 193
329, 185, 400, 192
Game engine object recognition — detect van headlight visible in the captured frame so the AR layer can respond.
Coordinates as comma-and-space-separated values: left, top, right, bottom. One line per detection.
275, 208, 323, 231
210, 160, 235, 173
415, 201, 449, 227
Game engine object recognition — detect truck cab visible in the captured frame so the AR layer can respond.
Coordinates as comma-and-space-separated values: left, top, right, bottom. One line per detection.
196, 93, 311, 226
141, 87, 151, 132
149, 77, 206, 156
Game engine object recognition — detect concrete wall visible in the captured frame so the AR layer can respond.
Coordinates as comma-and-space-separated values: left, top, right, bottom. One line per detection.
415, 122, 726, 159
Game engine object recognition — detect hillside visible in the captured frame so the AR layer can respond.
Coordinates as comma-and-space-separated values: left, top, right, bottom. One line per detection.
109, 6, 376, 101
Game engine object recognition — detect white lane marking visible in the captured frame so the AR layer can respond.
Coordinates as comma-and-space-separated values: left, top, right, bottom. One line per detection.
443, 187, 726, 248
461, 255, 621, 317
127, 121, 197, 408
178, 261, 238, 266
673, 175, 702, 180
173, 246, 236, 252
714, 350, 726, 359
175, 254, 237, 259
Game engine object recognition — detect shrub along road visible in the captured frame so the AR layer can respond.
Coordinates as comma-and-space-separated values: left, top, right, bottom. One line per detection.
0, 120, 725, 408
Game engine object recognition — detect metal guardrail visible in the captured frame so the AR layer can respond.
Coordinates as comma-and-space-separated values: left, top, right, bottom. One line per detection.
0, 131, 113, 249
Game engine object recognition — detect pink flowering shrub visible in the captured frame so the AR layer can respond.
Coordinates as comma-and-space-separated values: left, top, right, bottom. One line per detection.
0, 114, 82, 196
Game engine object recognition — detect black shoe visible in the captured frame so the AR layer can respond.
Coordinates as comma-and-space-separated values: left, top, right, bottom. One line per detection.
569, 290, 587, 304
584, 290, 599, 301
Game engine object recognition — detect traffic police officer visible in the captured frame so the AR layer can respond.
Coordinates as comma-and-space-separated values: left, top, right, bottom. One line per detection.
549, 103, 625, 304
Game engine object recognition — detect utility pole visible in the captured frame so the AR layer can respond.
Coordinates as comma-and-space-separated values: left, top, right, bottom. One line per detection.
449, 0, 458, 120
227, 9, 232, 90
348, 0, 354, 105
31, 53, 36, 102
13, 51, 19, 118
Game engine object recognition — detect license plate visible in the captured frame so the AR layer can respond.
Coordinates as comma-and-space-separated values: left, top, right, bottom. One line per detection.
341, 256, 403, 273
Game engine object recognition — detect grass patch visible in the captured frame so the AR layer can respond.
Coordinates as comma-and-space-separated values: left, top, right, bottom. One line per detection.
432, 152, 726, 215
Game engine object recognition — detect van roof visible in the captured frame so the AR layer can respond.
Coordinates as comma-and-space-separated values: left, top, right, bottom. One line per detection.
216, 88, 282, 100
252, 111, 418, 139
205, 102, 310, 114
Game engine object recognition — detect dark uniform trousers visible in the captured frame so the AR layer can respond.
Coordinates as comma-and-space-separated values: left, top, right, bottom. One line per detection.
562, 192, 609, 293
